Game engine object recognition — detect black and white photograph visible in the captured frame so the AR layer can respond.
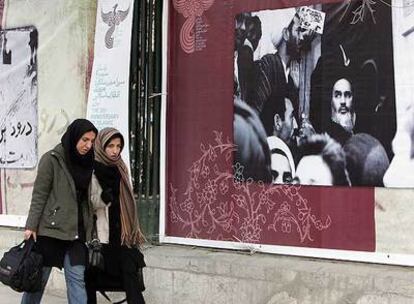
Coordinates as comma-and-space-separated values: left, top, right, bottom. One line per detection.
233, 1, 400, 187
0, 26, 38, 168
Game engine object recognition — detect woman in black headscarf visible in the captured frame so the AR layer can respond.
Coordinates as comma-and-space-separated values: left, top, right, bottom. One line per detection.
22, 119, 98, 304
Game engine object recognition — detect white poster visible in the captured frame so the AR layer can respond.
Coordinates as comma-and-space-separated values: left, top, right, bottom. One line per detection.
87, 0, 134, 166
0, 26, 38, 168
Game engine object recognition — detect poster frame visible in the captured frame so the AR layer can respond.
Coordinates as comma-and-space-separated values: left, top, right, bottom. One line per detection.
158, 0, 414, 267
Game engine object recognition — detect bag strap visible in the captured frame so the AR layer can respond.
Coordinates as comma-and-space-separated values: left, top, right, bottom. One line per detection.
16, 239, 26, 249
16, 237, 35, 249
98, 291, 126, 304
19, 237, 35, 255
91, 214, 99, 240
12, 238, 35, 267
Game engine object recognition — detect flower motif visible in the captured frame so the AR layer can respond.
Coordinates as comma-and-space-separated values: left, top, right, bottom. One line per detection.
202, 179, 217, 206
219, 180, 229, 195
240, 218, 261, 243
201, 165, 210, 178
190, 163, 201, 182
232, 163, 245, 188
196, 191, 206, 206
180, 198, 194, 213
281, 220, 292, 233
233, 179, 243, 190
222, 219, 233, 233
233, 162, 243, 176
298, 211, 307, 221
281, 184, 300, 200
258, 191, 268, 205
280, 202, 290, 212
169, 131, 331, 244
208, 147, 217, 161
233, 194, 246, 209
170, 211, 178, 223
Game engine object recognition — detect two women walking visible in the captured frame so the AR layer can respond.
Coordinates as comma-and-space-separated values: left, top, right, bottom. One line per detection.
22, 119, 145, 304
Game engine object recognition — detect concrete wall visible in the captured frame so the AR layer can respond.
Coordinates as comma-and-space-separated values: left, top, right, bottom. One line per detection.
2, 227, 414, 304
2, 4, 414, 303
1, 0, 96, 216
143, 245, 414, 304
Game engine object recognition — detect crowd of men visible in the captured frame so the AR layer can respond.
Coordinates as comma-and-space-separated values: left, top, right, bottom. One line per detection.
233, 7, 403, 187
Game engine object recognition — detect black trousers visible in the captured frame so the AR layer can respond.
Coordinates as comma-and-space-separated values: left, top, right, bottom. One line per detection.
86, 245, 145, 304
86, 272, 145, 304
86, 280, 145, 304
120, 264, 146, 304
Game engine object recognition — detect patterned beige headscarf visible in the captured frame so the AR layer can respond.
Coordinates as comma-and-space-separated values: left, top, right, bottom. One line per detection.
94, 127, 145, 246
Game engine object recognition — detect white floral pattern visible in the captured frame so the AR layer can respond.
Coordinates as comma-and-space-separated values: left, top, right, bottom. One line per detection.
168, 132, 332, 244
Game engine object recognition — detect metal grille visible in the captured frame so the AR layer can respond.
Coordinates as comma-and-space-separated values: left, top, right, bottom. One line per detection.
129, 0, 162, 242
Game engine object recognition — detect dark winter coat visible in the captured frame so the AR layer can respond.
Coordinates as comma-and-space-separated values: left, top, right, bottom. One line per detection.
25, 144, 93, 242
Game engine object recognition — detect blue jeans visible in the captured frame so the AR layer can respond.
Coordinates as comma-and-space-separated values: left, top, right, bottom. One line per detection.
21, 252, 87, 304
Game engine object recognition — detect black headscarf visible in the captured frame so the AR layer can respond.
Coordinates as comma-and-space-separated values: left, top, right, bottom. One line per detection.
61, 119, 98, 193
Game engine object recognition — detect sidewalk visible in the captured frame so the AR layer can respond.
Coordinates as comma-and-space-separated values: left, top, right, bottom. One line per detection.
0, 285, 67, 304
0, 284, 126, 303
4, 227, 414, 303
0, 231, 127, 304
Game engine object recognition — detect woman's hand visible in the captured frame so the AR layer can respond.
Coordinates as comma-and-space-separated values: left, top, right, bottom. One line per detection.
24, 229, 37, 241
101, 188, 114, 204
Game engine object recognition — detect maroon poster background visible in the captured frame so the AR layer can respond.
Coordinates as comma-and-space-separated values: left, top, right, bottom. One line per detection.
0, 0, 4, 28
0, 0, 4, 214
166, 0, 375, 251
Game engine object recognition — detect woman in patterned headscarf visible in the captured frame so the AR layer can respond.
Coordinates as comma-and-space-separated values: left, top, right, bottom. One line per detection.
87, 127, 145, 304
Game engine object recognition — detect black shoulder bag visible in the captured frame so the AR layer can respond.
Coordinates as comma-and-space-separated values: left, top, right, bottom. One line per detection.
0, 237, 43, 292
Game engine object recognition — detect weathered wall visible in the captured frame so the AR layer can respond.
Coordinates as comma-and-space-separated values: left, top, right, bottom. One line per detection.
142, 245, 414, 304
1, 0, 96, 215
2, 227, 414, 304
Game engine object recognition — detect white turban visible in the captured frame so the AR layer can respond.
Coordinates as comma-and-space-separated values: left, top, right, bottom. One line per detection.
252, 7, 297, 61
267, 135, 296, 177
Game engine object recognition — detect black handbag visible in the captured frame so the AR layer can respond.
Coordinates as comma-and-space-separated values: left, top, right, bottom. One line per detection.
87, 215, 105, 271
0, 238, 43, 292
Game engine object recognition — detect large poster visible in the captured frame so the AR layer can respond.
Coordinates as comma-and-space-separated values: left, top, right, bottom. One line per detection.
163, 0, 414, 264
0, 27, 38, 168
163, 0, 377, 255
233, 5, 396, 188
